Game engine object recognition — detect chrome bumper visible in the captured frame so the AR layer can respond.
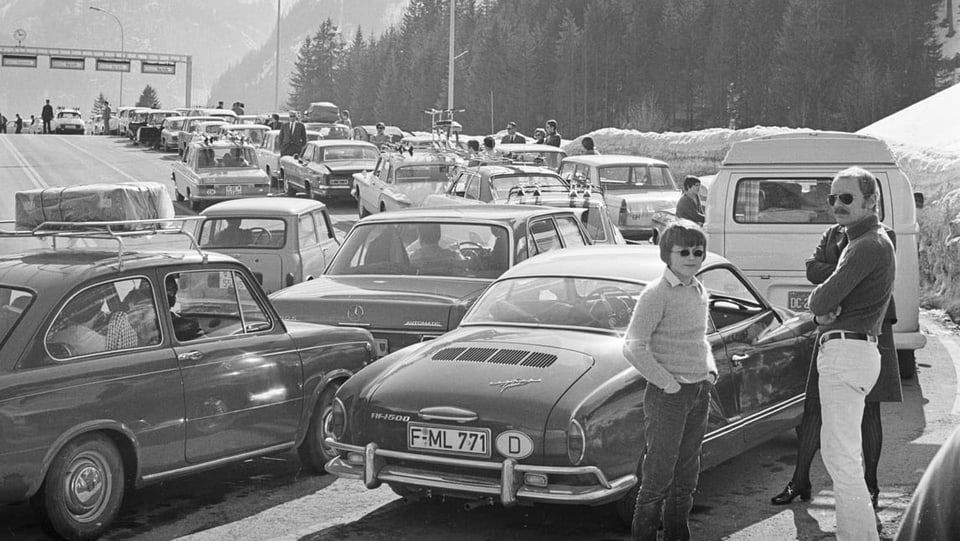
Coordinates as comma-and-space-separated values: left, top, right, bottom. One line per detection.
325, 439, 636, 505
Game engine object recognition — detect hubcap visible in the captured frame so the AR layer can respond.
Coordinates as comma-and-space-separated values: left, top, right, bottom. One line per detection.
64, 452, 110, 521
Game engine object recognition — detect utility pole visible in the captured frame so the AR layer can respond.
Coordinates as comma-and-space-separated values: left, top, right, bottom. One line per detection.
448, 0, 455, 112
275, 0, 281, 111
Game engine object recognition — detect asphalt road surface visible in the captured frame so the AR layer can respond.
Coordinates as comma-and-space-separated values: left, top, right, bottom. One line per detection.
2, 133, 959, 541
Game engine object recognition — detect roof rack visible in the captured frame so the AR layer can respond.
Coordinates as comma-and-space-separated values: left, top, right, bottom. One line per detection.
0, 216, 207, 271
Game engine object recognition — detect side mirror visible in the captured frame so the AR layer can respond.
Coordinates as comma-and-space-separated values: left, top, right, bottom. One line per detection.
914, 192, 924, 209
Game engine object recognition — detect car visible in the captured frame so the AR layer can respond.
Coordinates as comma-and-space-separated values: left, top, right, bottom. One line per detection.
52, 108, 85, 134
197, 197, 340, 293
353, 124, 410, 144
184, 107, 238, 124
159, 116, 185, 151
323, 244, 816, 523
171, 138, 274, 211
504, 184, 626, 246
558, 154, 681, 241
125, 108, 154, 140
353, 148, 466, 217
422, 163, 570, 207
218, 123, 270, 147
257, 129, 325, 184
176, 116, 221, 156
303, 122, 351, 140
0, 217, 378, 540
135, 109, 180, 148
399, 134, 441, 151
88, 113, 102, 135
280, 139, 379, 201
269, 204, 594, 358
497, 142, 567, 170
303, 101, 340, 123
118, 107, 152, 138
194, 120, 230, 141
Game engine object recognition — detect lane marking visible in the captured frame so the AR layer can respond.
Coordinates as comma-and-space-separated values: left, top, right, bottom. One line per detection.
0, 135, 49, 188
58, 136, 142, 183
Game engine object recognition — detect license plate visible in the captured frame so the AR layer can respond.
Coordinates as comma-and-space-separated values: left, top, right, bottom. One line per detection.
787, 291, 810, 311
408, 422, 490, 457
226, 185, 242, 195
375, 339, 389, 356
331, 178, 348, 185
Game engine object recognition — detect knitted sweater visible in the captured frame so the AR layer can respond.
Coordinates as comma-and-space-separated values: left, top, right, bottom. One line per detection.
622, 268, 717, 390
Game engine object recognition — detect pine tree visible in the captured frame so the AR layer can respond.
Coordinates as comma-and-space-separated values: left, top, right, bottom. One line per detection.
136, 86, 161, 109
91, 92, 107, 117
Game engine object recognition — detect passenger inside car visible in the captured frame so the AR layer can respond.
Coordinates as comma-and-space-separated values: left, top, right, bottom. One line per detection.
211, 218, 252, 246
165, 274, 204, 342
48, 287, 108, 356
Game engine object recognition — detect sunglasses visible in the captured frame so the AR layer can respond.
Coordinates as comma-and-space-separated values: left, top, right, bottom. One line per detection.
672, 248, 705, 258
827, 193, 855, 206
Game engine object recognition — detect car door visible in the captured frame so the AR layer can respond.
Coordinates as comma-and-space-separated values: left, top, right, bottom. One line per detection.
161, 266, 303, 463
699, 264, 808, 448
297, 210, 337, 279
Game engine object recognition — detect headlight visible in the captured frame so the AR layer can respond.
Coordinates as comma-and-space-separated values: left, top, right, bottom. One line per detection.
330, 397, 347, 439
567, 418, 585, 465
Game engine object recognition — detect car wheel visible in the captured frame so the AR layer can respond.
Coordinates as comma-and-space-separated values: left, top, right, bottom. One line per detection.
357, 194, 369, 218
898, 349, 916, 380
30, 433, 125, 541
297, 381, 342, 474
614, 451, 644, 526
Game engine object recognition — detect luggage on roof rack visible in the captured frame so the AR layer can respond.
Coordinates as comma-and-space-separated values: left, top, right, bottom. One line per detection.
14, 182, 175, 231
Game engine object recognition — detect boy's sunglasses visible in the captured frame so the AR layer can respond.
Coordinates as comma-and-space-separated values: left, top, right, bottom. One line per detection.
827, 193, 855, 206
672, 248, 705, 258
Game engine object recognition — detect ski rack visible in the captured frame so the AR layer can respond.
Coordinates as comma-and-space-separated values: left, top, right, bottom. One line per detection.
423, 108, 465, 150
0, 216, 207, 271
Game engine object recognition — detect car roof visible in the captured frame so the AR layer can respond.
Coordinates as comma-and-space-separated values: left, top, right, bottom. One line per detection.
0, 250, 238, 292
186, 139, 252, 150
497, 143, 567, 153
307, 139, 378, 148
201, 197, 326, 216
222, 124, 268, 131
498, 244, 727, 282
382, 150, 463, 165
561, 154, 670, 167
474, 164, 564, 177
359, 204, 579, 224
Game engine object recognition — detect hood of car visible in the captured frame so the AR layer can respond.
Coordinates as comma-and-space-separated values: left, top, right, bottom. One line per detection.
345, 326, 600, 457
270, 275, 491, 331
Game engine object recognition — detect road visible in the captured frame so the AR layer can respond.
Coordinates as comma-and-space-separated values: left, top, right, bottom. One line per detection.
1, 133, 959, 541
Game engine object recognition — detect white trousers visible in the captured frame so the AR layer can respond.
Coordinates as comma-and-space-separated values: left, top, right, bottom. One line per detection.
818, 338, 881, 541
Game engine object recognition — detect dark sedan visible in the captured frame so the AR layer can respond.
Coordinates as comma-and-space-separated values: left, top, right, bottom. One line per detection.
323, 244, 816, 523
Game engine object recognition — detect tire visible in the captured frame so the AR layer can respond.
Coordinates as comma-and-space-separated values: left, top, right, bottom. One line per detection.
297, 382, 342, 474
898, 349, 916, 380
357, 193, 369, 218
31, 434, 125, 541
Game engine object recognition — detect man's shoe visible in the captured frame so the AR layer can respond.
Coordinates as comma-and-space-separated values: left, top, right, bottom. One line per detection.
870, 488, 879, 510
770, 482, 812, 505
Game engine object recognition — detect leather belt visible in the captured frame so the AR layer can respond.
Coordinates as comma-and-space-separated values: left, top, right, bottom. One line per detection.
819, 330, 878, 346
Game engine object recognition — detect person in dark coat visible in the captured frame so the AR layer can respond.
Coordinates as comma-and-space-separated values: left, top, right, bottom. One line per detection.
675, 176, 705, 225
500, 121, 524, 144
543, 119, 561, 147
101, 101, 112, 136
14, 114, 23, 134
770, 219, 902, 513
278, 111, 306, 156
41, 99, 54, 134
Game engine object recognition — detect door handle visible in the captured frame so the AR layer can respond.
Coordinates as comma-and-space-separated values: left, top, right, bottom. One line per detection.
178, 350, 204, 362
730, 353, 748, 367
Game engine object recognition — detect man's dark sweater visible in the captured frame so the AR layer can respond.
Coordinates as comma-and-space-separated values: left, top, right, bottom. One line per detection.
808, 213, 895, 336
676, 194, 704, 225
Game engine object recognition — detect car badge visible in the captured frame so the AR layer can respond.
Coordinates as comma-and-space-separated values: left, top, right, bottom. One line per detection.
489, 378, 542, 393
347, 305, 364, 321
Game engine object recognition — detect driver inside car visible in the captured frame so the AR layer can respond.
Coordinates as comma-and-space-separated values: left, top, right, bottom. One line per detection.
408, 223, 465, 269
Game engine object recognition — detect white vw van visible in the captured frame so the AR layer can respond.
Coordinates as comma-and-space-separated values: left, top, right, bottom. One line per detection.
704, 132, 925, 378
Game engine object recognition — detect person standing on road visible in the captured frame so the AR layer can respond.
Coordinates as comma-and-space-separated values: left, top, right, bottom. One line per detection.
807, 166, 895, 541
500, 121, 524, 144
278, 111, 306, 157
675, 176, 705, 226
771, 215, 901, 515
622, 221, 718, 541
14, 114, 23, 134
0, 112, 7, 133
543, 119, 561, 147
41, 99, 54, 134
102, 101, 111, 136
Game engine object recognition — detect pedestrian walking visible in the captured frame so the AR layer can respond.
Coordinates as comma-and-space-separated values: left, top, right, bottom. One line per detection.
500, 121, 524, 144
15, 114, 23, 134
675, 176, 705, 226
543, 119, 561, 147
41, 99, 54, 134
278, 111, 306, 157
622, 221, 717, 541
102, 101, 112, 136
807, 166, 895, 541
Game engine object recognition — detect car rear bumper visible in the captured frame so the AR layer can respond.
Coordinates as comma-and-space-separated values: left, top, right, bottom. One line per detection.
313, 185, 352, 198
325, 440, 636, 506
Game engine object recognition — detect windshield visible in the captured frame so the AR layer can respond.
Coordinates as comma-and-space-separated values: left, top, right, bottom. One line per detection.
395, 164, 453, 183
464, 276, 644, 332
319, 145, 378, 161
0, 287, 34, 345
224, 128, 266, 145
199, 217, 287, 249
599, 165, 678, 192
490, 174, 567, 201
197, 147, 259, 169
327, 221, 511, 279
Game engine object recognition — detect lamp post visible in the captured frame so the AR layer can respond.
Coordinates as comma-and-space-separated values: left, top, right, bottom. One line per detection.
89, 6, 124, 107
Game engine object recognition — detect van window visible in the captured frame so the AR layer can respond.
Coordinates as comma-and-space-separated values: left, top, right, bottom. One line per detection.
732, 177, 885, 224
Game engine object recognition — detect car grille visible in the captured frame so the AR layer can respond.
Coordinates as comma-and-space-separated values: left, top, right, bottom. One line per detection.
431, 347, 557, 368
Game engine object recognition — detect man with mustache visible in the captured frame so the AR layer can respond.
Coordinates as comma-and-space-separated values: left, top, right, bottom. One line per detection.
807, 166, 895, 541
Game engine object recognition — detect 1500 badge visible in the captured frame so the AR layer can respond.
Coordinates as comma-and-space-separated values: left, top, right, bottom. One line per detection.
371, 412, 410, 422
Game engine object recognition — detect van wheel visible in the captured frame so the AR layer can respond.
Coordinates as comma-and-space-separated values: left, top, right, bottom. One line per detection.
297, 382, 342, 473
31, 434, 125, 541
898, 349, 916, 380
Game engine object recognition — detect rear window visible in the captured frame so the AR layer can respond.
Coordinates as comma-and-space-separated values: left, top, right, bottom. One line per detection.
732, 177, 885, 224
395, 164, 452, 183
599, 165, 678, 191
200, 217, 287, 249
